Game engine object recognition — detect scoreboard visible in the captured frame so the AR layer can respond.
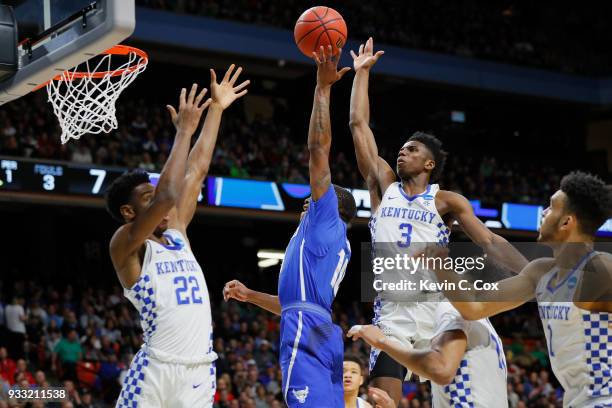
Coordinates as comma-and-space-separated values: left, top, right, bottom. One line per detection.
1, 156, 611, 237
1, 158, 123, 195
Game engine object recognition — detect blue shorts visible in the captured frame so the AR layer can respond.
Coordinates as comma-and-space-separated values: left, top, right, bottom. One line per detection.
280, 303, 343, 408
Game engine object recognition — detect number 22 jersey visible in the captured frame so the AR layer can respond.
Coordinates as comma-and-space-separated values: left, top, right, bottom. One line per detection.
124, 229, 216, 364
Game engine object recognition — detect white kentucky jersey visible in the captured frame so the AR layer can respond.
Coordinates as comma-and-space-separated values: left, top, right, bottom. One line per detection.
430, 303, 508, 408
536, 251, 612, 408
369, 182, 449, 302
124, 229, 217, 364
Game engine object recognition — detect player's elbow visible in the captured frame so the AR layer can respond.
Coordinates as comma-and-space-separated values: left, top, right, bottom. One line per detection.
427, 358, 456, 385
457, 306, 485, 321
155, 186, 179, 207
349, 117, 367, 131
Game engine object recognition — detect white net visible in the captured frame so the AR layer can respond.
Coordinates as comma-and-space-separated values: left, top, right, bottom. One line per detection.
46, 47, 148, 144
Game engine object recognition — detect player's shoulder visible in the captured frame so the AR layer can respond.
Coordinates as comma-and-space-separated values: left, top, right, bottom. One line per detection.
522, 257, 555, 281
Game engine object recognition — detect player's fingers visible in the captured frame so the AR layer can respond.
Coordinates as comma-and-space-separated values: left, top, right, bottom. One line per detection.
187, 83, 198, 105
318, 46, 326, 63
312, 51, 321, 65
327, 45, 334, 60
210, 68, 217, 84
199, 98, 212, 111
166, 105, 177, 122
374, 50, 385, 60
195, 87, 208, 106
223, 64, 236, 83
349, 49, 358, 60
233, 79, 250, 93
236, 89, 248, 98
338, 67, 351, 79
358, 43, 364, 55
229, 66, 242, 85
179, 88, 187, 108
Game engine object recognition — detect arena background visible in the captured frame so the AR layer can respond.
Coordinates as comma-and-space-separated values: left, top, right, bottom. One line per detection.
1, 1, 611, 407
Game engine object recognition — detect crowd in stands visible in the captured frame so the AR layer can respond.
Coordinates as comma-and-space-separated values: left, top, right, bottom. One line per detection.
135, 0, 612, 76
0, 277, 563, 407
0, 91, 561, 207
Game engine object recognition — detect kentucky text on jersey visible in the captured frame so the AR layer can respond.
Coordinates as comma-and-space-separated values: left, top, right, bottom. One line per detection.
378, 206, 437, 224
538, 305, 571, 321
155, 259, 200, 275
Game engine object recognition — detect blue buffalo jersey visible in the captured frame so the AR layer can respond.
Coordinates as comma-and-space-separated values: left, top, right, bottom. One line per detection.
278, 185, 351, 312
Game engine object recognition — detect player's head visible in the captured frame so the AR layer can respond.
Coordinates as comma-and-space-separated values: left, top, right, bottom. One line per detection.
300, 185, 357, 224
105, 170, 169, 235
539, 171, 612, 242
343, 355, 364, 396
397, 132, 447, 182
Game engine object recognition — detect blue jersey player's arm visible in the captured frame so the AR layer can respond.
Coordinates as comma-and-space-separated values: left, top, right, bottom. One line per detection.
307, 45, 350, 200
169, 65, 249, 234
223, 280, 281, 316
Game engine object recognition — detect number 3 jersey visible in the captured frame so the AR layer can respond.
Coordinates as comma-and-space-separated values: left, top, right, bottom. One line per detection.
369, 182, 449, 302
536, 251, 612, 408
124, 229, 217, 364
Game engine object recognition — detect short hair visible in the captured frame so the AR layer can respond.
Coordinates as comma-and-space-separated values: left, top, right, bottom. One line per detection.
334, 185, 357, 223
408, 131, 448, 182
343, 354, 364, 371
560, 171, 612, 235
105, 170, 151, 222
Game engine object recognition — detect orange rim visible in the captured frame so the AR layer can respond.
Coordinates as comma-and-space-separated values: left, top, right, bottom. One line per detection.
35, 45, 148, 90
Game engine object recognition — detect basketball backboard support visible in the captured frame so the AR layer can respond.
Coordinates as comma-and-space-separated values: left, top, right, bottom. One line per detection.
0, 0, 135, 105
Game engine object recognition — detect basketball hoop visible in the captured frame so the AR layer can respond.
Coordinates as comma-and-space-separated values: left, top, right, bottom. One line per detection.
45, 45, 148, 144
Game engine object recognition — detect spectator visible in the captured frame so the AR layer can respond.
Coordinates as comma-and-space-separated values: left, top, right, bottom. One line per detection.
4, 296, 26, 359
0, 347, 16, 384
53, 329, 83, 381
71, 144, 93, 164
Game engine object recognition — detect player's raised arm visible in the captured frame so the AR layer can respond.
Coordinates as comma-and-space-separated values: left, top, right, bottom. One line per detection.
439, 190, 529, 273
349, 38, 395, 209
348, 324, 467, 386
110, 85, 209, 264
308, 45, 350, 200
223, 280, 281, 315
172, 65, 250, 230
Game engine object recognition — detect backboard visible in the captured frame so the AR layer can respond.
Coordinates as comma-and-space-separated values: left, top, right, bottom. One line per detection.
0, 0, 135, 105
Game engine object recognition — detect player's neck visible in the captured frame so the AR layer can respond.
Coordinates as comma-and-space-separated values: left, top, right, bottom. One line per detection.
344, 392, 359, 408
400, 174, 430, 196
552, 240, 593, 271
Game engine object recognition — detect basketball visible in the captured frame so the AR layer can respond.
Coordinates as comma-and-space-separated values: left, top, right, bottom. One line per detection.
294, 6, 347, 58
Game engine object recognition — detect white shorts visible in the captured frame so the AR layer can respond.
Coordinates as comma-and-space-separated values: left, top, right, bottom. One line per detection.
116, 348, 216, 408
370, 298, 438, 380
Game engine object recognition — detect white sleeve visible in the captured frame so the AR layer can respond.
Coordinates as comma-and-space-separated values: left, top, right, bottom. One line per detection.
433, 302, 468, 338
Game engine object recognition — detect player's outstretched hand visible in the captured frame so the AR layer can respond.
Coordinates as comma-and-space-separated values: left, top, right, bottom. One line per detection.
350, 37, 384, 72
223, 280, 251, 302
368, 387, 395, 408
210, 64, 250, 110
347, 324, 386, 349
313, 45, 351, 88
166, 84, 211, 135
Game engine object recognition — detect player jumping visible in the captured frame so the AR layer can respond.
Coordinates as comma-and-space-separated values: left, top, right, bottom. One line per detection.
348, 37, 528, 405
431, 171, 612, 408
105, 65, 249, 407
223, 45, 357, 407
347, 301, 509, 407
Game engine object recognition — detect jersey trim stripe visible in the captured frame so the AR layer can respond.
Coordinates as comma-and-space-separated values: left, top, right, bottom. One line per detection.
546, 251, 594, 293
397, 183, 432, 202
284, 311, 304, 401
299, 239, 306, 301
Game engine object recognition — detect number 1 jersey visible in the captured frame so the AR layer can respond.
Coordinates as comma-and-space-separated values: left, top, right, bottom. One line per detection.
124, 229, 216, 364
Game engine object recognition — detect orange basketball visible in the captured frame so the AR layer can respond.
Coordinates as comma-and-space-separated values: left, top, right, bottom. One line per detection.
294, 6, 348, 58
